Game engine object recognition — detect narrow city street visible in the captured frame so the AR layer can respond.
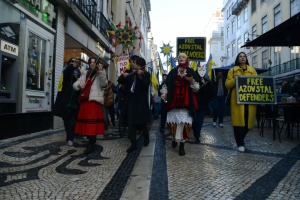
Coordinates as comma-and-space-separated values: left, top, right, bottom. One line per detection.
0, 116, 299, 200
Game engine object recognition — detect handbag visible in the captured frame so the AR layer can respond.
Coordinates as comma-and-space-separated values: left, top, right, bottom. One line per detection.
78, 75, 95, 103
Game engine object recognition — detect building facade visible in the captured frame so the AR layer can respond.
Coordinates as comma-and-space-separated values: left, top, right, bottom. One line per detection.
203, 9, 225, 68
223, 0, 300, 82
0, 0, 152, 138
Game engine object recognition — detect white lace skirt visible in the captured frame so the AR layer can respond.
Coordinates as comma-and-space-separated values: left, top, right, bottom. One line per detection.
166, 108, 192, 124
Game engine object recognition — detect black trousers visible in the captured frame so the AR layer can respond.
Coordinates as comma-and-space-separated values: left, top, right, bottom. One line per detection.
62, 114, 76, 142
128, 123, 149, 147
160, 102, 167, 130
109, 105, 115, 124
233, 105, 249, 147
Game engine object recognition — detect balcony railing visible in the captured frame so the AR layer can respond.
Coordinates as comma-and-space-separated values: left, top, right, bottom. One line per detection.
210, 33, 224, 39
96, 11, 111, 40
232, 0, 250, 15
73, 0, 97, 25
267, 58, 300, 76
73, 0, 111, 40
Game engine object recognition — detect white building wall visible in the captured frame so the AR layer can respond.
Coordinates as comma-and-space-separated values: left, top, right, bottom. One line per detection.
53, 6, 66, 129
203, 9, 224, 68
223, 0, 253, 66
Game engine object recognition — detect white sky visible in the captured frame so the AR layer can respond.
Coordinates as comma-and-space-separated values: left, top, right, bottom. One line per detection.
150, 0, 223, 62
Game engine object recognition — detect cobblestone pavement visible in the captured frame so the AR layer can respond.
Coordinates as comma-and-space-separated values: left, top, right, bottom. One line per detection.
1, 116, 300, 200
162, 117, 300, 200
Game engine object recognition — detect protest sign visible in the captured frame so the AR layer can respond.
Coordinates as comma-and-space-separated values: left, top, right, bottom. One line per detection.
116, 55, 129, 76
236, 76, 277, 104
176, 37, 206, 61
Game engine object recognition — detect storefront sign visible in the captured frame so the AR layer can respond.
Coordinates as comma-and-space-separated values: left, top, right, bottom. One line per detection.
236, 76, 277, 104
176, 37, 206, 61
23, 92, 50, 112
116, 55, 129, 76
1, 40, 18, 56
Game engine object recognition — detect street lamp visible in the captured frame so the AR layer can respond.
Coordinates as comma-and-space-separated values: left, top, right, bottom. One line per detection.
245, 38, 251, 49
245, 34, 260, 49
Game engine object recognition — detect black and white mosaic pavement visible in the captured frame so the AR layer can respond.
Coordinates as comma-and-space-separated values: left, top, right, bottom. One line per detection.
0, 123, 143, 199
0, 117, 300, 199
164, 119, 300, 200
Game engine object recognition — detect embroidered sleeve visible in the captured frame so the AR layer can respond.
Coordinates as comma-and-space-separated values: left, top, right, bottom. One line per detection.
190, 81, 199, 92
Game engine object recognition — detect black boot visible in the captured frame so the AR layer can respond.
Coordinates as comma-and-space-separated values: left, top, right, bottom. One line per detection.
195, 137, 200, 144
172, 140, 177, 148
179, 142, 185, 156
84, 144, 95, 154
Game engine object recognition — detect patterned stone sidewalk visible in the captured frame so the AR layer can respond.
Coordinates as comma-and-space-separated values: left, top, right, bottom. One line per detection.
152, 117, 300, 200
1, 116, 300, 200
0, 122, 155, 200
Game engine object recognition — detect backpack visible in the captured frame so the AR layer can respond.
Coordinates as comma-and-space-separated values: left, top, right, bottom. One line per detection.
103, 83, 114, 108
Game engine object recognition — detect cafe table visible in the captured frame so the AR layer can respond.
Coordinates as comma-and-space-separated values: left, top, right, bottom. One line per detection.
272, 102, 300, 142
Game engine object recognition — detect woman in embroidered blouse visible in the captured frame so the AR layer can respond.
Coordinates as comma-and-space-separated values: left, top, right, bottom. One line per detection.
73, 57, 108, 154
161, 53, 199, 156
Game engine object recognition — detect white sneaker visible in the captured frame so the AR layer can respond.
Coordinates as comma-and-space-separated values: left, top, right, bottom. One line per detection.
67, 140, 73, 146
213, 122, 217, 127
238, 146, 245, 152
219, 123, 224, 128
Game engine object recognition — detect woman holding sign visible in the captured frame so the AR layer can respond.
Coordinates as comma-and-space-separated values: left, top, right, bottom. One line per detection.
225, 52, 257, 153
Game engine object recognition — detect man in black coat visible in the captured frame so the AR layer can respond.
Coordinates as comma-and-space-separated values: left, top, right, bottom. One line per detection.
117, 55, 140, 120
118, 57, 151, 153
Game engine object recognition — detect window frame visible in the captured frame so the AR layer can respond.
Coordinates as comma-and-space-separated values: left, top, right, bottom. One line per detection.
274, 4, 281, 27
262, 15, 268, 34
262, 50, 268, 69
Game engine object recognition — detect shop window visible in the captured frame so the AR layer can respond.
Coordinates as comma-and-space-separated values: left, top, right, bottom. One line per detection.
26, 32, 46, 91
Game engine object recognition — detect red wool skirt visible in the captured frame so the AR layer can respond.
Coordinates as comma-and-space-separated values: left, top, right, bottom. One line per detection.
75, 101, 105, 136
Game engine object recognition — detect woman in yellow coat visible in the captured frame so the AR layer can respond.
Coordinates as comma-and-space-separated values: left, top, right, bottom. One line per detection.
225, 52, 257, 152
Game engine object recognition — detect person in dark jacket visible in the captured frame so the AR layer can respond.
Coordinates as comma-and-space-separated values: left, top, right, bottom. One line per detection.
192, 74, 214, 144
117, 55, 140, 125
212, 71, 228, 128
53, 57, 81, 146
281, 79, 293, 95
293, 75, 300, 97
118, 57, 151, 153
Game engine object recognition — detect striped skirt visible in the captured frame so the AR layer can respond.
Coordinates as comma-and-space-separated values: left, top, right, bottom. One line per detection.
75, 101, 105, 136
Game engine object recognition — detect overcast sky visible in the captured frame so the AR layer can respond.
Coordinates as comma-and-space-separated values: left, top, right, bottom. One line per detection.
150, 0, 223, 62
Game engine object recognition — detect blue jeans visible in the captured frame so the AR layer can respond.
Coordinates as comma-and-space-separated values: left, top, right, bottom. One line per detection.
192, 110, 206, 138
153, 103, 161, 118
213, 96, 225, 124
208, 99, 215, 116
